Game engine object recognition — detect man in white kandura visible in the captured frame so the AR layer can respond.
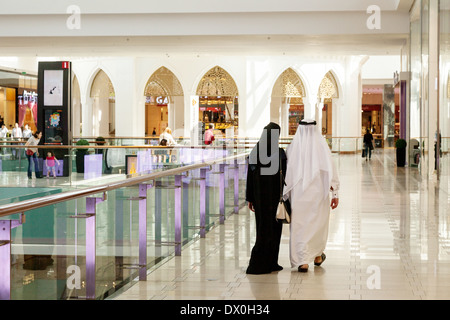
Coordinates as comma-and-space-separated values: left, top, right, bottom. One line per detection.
283, 119, 340, 272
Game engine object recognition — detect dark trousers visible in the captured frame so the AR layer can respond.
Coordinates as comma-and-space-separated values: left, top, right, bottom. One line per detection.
27, 153, 41, 178
364, 144, 372, 159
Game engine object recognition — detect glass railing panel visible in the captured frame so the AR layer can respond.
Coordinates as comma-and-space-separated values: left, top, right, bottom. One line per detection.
2, 150, 249, 300
7, 198, 81, 300
181, 169, 201, 243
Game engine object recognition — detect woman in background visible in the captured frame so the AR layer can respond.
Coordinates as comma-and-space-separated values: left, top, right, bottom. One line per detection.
25, 131, 43, 179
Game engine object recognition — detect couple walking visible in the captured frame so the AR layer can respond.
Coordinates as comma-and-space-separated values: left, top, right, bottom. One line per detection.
245, 120, 340, 274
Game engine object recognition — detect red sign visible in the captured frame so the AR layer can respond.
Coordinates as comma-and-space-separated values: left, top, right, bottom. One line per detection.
362, 105, 381, 112
62, 61, 69, 69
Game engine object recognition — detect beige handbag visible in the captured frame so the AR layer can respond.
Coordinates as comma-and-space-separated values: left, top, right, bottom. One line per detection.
275, 153, 291, 224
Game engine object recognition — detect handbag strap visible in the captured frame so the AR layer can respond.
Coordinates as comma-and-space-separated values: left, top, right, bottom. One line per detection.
279, 151, 284, 200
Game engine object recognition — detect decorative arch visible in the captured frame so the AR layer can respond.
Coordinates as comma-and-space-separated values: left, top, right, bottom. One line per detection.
195, 66, 239, 131
90, 69, 115, 99
270, 68, 308, 136
196, 66, 239, 97
89, 69, 116, 136
272, 68, 306, 101
143, 67, 184, 137
318, 71, 339, 101
144, 66, 184, 98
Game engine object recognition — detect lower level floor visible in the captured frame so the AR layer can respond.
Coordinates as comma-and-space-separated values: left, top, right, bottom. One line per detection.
110, 149, 450, 300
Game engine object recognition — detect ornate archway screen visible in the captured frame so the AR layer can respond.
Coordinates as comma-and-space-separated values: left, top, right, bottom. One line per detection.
318, 71, 339, 102
196, 66, 239, 97
196, 66, 239, 129
272, 68, 306, 104
144, 66, 184, 98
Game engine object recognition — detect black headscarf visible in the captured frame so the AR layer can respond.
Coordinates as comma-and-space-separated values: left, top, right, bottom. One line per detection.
249, 122, 280, 170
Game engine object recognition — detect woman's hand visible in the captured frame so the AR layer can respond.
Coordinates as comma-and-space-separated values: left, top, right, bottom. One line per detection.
248, 202, 255, 212
330, 198, 339, 210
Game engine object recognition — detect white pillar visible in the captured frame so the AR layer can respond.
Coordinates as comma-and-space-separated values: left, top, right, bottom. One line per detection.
303, 98, 314, 121
316, 99, 323, 130
270, 97, 281, 125
185, 95, 199, 145
81, 96, 93, 137
172, 96, 185, 139
114, 61, 138, 137
428, 0, 439, 175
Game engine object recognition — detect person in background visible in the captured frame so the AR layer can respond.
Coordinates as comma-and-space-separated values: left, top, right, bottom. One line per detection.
283, 119, 340, 272
152, 127, 157, 136
204, 123, 215, 145
23, 124, 32, 138
45, 151, 60, 179
159, 127, 177, 146
363, 128, 374, 161
12, 123, 22, 138
0, 124, 8, 138
25, 131, 43, 179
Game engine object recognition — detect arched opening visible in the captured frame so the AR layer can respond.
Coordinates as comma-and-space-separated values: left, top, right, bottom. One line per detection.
196, 66, 239, 138
90, 70, 115, 137
318, 71, 339, 136
271, 68, 306, 136
144, 67, 184, 137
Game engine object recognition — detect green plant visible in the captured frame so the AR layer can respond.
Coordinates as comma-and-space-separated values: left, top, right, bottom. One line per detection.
395, 138, 407, 148
95, 136, 106, 144
75, 139, 90, 153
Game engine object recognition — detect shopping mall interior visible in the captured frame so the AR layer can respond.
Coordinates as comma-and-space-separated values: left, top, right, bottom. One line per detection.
0, 0, 449, 303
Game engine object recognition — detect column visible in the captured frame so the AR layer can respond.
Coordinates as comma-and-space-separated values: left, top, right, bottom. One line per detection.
281, 101, 289, 137
428, 0, 439, 175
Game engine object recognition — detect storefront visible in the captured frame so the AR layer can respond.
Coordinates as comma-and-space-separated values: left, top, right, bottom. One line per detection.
145, 95, 168, 136
199, 96, 238, 132
0, 69, 37, 134
288, 103, 304, 135
361, 85, 399, 148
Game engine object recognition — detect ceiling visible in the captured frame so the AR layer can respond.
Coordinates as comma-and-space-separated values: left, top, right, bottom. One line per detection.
0, 0, 414, 59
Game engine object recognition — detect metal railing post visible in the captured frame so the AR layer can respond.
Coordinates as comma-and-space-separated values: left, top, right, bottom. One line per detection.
0, 214, 25, 300
70, 194, 105, 300
219, 163, 226, 224
199, 167, 208, 238
174, 175, 182, 256
138, 182, 153, 281
233, 159, 239, 214
85, 196, 104, 300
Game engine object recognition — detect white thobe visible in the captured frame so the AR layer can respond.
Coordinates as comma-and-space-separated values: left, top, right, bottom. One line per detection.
288, 163, 339, 268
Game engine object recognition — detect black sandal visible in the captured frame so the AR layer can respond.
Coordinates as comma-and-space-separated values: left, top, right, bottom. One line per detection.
298, 264, 309, 272
314, 253, 326, 266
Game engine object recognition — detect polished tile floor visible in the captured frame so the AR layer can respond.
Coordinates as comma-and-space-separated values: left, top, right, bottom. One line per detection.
111, 149, 450, 300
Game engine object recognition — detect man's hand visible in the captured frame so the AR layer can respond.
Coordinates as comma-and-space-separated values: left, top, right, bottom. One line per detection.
330, 198, 339, 210
248, 202, 255, 212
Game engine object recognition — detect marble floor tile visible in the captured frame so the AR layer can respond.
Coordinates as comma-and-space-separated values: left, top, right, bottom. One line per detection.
111, 150, 450, 300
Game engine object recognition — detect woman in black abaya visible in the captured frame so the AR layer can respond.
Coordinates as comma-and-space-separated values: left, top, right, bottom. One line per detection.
245, 122, 286, 274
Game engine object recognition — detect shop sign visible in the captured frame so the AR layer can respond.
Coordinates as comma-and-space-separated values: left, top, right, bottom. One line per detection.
362, 105, 381, 111
156, 96, 169, 105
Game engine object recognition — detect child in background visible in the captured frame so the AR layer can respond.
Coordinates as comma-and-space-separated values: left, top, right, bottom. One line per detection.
45, 151, 60, 178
